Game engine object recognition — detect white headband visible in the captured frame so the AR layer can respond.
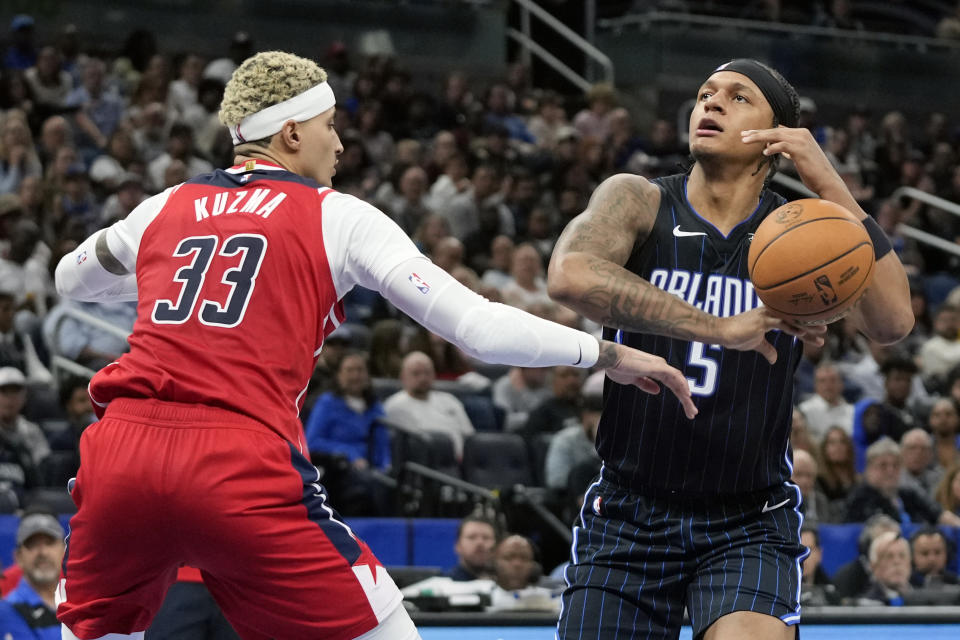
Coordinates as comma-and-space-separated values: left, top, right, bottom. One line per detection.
230, 81, 336, 145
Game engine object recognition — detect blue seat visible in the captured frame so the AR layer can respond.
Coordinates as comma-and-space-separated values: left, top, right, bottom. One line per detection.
411, 518, 459, 569
818, 523, 862, 578
348, 518, 409, 567
458, 394, 503, 432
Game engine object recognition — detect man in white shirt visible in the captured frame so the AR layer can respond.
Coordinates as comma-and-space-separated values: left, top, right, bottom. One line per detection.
384, 351, 475, 459
799, 361, 854, 440
918, 304, 960, 386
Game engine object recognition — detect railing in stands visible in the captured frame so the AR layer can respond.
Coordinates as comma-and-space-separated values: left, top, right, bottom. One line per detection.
598, 10, 960, 51
772, 173, 960, 259
49, 305, 131, 382
508, 0, 614, 93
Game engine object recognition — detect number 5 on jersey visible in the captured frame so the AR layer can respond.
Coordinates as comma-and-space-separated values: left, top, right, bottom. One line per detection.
152, 234, 267, 328
687, 341, 721, 396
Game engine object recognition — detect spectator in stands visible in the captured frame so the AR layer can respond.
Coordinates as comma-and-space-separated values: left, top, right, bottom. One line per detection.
46, 376, 94, 455
384, 351, 474, 459
523, 366, 584, 438
493, 365, 552, 432
793, 449, 835, 523
544, 393, 601, 491
65, 57, 124, 156
0, 291, 26, 372
448, 515, 498, 582
23, 46, 71, 120
502, 243, 551, 309
42, 298, 135, 370
799, 361, 854, 439
100, 172, 147, 225
789, 406, 817, 456
146, 123, 212, 192
527, 91, 569, 151
0, 113, 42, 195
900, 428, 943, 497
167, 53, 204, 124
854, 355, 923, 463
928, 398, 960, 471
799, 525, 837, 606
572, 83, 616, 143
425, 151, 470, 215
384, 165, 431, 236
367, 319, 405, 380
431, 236, 464, 274
919, 304, 960, 389
482, 84, 534, 144
304, 351, 390, 516
935, 464, 960, 517
88, 128, 139, 194
845, 437, 960, 526
0, 510, 65, 639
858, 531, 912, 605
480, 235, 514, 291
817, 426, 857, 513
0, 366, 47, 507
488, 535, 560, 613
304, 351, 389, 471
833, 513, 900, 602
909, 526, 958, 588
442, 163, 511, 241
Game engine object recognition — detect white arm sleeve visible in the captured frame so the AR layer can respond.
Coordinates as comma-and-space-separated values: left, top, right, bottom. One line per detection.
54, 229, 138, 302
54, 187, 176, 303
381, 257, 600, 368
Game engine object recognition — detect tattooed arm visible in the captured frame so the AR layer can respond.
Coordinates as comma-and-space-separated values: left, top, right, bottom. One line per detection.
548, 173, 726, 342
548, 174, 823, 363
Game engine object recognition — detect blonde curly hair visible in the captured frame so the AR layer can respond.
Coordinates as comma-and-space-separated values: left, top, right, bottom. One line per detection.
219, 51, 328, 137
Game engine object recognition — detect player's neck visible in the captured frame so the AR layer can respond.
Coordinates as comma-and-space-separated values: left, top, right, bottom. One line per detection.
686, 162, 766, 235
233, 149, 293, 172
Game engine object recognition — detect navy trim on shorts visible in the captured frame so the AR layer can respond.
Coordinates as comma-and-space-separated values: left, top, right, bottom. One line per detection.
287, 443, 362, 565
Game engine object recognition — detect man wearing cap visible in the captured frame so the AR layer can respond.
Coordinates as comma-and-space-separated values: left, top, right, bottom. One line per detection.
52, 50, 695, 640
549, 59, 913, 638
0, 511, 65, 639
0, 367, 48, 510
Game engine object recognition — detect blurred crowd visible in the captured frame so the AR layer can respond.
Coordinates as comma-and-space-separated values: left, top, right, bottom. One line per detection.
629, 0, 960, 39
0, 10, 960, 609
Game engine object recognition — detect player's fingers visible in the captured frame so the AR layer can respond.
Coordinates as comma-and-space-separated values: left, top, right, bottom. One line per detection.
741, 128, 781, 142
653, 367, 698, 419
761, 142, 791, 156
634, 376, 661, 394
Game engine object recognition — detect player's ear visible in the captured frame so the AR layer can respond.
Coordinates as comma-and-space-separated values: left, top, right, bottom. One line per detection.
280, 120, 300, 150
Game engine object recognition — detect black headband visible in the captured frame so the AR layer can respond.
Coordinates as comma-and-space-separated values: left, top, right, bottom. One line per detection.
712, 59, 797, 128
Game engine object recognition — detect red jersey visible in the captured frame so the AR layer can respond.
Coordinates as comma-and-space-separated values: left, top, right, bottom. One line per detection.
88, 161, 421, 446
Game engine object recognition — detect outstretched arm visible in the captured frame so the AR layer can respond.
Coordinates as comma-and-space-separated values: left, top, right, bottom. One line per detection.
742, 126, 914, 344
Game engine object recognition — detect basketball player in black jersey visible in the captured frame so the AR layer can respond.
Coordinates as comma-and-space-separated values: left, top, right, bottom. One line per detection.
548, 60, 913, 639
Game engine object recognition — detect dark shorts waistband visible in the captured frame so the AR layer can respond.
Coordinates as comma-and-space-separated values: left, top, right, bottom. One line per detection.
600, 465, 793, 507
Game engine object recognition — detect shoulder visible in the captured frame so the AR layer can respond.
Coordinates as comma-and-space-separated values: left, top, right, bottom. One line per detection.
593, 173, 661, 205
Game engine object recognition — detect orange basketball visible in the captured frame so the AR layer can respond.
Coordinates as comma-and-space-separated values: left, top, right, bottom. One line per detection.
748, 199, 875, 325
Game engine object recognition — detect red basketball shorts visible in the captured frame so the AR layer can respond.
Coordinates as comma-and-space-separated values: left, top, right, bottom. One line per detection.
56, 398, 401, 640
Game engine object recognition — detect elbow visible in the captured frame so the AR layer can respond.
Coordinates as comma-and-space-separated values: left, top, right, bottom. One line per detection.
546, 255, 581, 305
864, 309, 915, 346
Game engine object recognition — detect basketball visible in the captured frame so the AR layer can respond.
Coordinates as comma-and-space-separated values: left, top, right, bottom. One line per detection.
748, 199, 875, 325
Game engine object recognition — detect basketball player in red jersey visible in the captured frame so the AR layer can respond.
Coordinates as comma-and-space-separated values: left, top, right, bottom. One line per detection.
51, 51, 697, 640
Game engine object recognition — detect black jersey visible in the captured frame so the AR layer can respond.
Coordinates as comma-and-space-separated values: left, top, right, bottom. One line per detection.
597, 173, 802, 496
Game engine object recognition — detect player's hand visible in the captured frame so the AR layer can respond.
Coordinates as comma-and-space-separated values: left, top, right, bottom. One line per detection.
741, 126, 838, 195
598, 340, 698, 419
719, 307, 826, 365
